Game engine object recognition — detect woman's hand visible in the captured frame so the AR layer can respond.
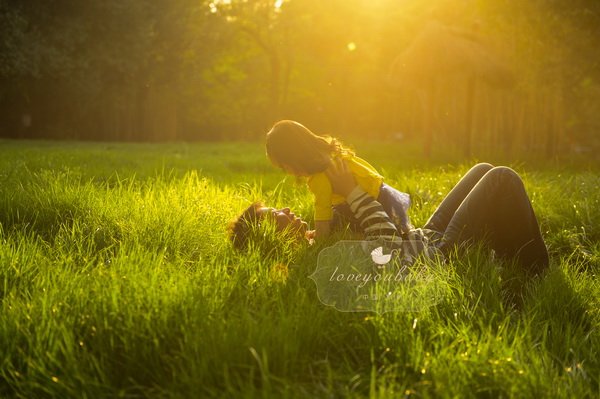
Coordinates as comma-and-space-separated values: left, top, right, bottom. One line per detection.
325, 158, 357, 197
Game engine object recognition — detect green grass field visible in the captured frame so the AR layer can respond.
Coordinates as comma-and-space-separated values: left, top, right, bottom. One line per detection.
0, 139, 598, 398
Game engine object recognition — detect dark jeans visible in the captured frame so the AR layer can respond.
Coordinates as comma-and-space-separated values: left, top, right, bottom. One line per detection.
424, 163, 549, 274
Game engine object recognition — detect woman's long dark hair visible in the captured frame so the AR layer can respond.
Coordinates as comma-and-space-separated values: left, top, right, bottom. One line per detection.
266, 120, 353, 175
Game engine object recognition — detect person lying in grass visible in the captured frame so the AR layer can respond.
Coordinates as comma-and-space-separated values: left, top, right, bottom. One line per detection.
229, 161, 549, 275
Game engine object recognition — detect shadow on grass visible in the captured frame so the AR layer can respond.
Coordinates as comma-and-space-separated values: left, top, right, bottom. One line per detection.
524, 264, 598, 390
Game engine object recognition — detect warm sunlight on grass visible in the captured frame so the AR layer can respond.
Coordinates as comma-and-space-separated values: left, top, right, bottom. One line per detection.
0, 141, 598, 397
1, 0, 600, 395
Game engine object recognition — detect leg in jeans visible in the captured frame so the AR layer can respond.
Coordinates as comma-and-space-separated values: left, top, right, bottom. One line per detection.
424, 163, 494, 233
439, 166, 549, 274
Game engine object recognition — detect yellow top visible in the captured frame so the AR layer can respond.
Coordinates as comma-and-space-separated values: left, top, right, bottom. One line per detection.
307, 154, 383, 221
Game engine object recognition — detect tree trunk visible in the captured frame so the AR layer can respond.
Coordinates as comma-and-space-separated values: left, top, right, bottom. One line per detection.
422, 80, 435, 158
464, 75, 476, 158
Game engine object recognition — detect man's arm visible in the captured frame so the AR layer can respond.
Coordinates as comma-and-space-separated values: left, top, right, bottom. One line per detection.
326, 160, 399, 240
326, 160, 444, 263
345, 186, 399, 240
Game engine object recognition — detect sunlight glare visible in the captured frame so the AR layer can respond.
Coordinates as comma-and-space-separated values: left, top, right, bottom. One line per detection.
274, 0, 284, 9
347, 42, 357, 52
209, 0, 231, 13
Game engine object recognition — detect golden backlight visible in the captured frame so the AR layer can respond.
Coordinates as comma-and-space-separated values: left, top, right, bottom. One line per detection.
4, 0, 595, 158
193, 0, 589, 158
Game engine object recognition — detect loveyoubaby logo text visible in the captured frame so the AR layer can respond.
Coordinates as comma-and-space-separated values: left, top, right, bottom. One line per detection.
309, 238, 450, 313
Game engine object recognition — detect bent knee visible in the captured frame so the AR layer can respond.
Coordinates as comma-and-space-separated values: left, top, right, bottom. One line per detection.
467, 162, 494, 179
488, 166, 523, 184
470, 162, 494, 176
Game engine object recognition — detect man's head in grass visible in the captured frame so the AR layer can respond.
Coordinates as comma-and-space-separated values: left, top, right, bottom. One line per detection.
228, 202, 312, 251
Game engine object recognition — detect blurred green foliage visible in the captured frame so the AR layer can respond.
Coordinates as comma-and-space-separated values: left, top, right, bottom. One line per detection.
0, 0, 599, 158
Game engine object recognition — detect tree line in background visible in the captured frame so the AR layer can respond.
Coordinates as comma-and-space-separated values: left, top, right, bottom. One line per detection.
1, 0, 599, 158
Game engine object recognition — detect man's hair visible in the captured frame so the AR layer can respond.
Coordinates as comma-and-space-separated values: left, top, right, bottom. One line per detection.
228, 202, 264, 250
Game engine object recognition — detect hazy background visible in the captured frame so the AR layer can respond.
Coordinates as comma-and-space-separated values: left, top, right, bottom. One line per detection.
1, 0, 599, 159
